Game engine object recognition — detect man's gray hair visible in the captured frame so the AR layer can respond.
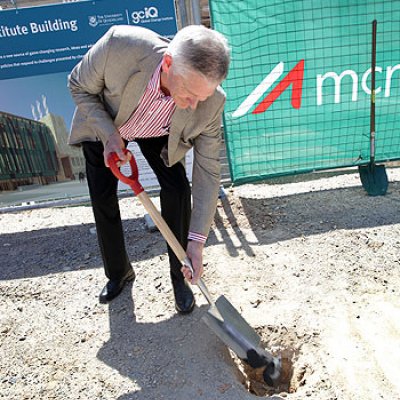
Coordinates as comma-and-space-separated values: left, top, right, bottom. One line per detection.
167, 25, 230, 83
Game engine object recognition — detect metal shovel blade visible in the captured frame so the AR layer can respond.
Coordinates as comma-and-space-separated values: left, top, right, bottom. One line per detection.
359, 164, 388, 196
202, 295, 276, 363
202, 311, 249, 360
202, 295, 282, 386
202, 295, 261, 360
215, 295, 261, 348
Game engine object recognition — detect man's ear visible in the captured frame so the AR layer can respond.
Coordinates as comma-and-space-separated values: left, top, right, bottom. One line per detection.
162, 54, 173, 73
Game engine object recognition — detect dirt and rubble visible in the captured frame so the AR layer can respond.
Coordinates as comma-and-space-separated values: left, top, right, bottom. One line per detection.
1, 168, 400, 399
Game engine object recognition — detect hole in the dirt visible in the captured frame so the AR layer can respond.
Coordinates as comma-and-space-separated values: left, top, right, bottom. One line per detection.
230, 325, 313, 397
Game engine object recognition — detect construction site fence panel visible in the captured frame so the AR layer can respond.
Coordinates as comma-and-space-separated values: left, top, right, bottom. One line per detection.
209, 0, 400, 184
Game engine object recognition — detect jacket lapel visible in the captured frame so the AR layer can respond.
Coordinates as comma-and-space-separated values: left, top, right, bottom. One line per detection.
114, 51, 164, 127
167, 108, 193, 164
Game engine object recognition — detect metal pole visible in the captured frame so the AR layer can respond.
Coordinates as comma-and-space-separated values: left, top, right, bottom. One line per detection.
188, 0, 201, 25
175, 0, 201, 29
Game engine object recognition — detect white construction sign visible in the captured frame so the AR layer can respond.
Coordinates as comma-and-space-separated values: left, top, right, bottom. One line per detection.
118, 142, 193, 192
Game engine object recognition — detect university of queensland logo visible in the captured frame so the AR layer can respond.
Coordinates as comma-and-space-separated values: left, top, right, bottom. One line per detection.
88, 16, 98, 28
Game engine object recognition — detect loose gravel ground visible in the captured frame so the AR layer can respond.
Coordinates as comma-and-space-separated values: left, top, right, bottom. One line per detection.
1, 168, 400, 400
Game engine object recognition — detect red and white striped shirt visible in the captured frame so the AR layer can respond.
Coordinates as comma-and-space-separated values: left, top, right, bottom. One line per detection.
119, 63, 207, 244
119, 63, 176, 141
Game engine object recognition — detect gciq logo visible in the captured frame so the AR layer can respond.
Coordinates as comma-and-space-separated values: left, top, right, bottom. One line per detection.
131, 7, 158, 24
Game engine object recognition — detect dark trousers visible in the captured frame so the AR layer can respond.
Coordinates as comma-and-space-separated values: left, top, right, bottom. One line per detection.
82, 136, 191, 283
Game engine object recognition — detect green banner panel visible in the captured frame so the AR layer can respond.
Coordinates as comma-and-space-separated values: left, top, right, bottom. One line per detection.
209, 0, 400, 184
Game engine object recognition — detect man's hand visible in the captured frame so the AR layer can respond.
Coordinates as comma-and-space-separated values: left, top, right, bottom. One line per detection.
182, 240, 204, 284
104, 130, 131, 167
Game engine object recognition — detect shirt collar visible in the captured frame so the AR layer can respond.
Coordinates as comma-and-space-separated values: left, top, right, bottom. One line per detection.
149, 62, 170, 97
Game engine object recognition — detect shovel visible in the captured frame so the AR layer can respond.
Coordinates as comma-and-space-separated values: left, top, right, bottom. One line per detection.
358, 19, 388, 196
108, 150, 282, 386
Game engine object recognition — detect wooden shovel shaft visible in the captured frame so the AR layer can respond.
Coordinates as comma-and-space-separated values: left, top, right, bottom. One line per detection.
137, 191, 214, 305
370, 20, 377, 162
138, 191, 186, 261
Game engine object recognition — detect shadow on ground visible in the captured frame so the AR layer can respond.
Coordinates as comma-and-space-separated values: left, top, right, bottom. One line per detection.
0, 217, 167, 280
209, 182, 400, 258
96, 288, 240, 400
2, 182, 399, 280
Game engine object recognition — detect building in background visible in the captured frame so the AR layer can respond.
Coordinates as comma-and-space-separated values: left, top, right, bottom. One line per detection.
0, 111, 58, 190
0, 108, 86, 191
30, 94, 85, 181
40, 112, 85, 181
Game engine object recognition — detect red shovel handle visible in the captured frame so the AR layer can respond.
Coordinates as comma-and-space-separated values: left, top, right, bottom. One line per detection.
107, 149, 144, 195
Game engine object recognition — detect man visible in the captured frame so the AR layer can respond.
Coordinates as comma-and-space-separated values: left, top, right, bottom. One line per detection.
68, 24, 230, 314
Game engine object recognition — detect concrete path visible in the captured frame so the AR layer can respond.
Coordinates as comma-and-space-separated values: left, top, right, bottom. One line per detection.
0, 180, 91, 210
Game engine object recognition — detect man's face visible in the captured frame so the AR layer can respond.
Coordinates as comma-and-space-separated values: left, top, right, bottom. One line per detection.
170, 71, 217, 110
162, 55, 218, 110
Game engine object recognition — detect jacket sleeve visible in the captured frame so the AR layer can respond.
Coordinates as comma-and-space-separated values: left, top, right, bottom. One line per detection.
189, 98, 225, 238
68, 27, 117, 145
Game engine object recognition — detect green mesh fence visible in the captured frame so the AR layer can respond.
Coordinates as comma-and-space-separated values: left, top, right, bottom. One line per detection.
209, 0, 400, 184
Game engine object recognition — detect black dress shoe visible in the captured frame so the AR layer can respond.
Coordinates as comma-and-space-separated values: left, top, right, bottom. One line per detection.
172, 279, 195, 314
99, 269, 136, 304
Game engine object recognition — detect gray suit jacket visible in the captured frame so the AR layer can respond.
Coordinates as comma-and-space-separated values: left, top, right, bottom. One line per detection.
68, 25, 226, 237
